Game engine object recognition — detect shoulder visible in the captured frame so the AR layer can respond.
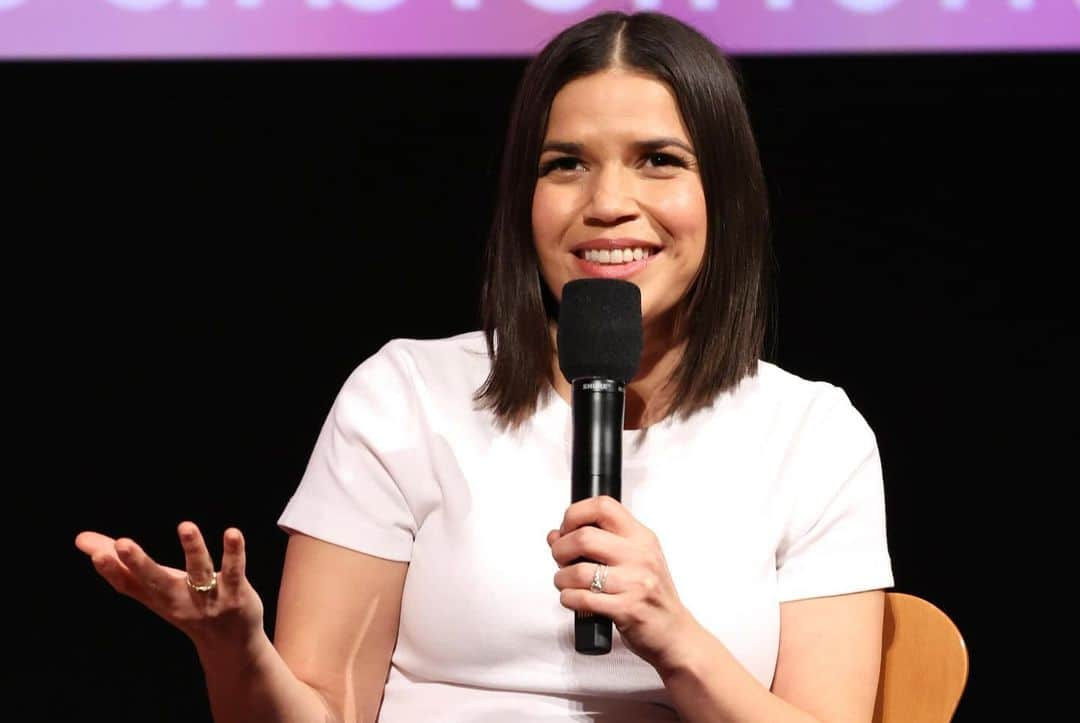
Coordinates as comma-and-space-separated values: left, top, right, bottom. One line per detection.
377, 330, 489, 371
750, 361, 849, 405
337, 330, 490, 411
729, 361, 876, 451
365, 331, 490, 388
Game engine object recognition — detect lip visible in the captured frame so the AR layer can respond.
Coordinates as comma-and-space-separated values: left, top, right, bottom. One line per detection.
570, 237, 662, 253
574, 254, 654, 279
571, 241, 660, 280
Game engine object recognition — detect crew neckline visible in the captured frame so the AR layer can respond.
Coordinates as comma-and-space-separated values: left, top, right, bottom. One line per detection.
531, 383, 683, 468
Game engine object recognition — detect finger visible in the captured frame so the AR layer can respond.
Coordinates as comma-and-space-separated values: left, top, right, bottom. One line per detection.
89, 545, 143, 599
550, 525, 634, 567
219, 527, 247, 590
560, 587, 619, 620
114, 537, 177, 594
177, 521, 216, 586
75, 531, 117, 557
559, 495, 635, 536
554, 562, 622, 595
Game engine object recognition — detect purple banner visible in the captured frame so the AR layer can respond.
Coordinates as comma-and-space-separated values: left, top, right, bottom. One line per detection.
1, 0, 1077, 59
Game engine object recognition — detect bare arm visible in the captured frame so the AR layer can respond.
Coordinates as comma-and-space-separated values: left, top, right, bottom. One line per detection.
75, 524, 407, 723
272, 533, 409, 723
195, 629, 337, 723
660, 590, 884, 723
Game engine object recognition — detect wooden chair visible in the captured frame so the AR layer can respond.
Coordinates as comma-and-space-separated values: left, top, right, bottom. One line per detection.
873, 592, 969, 722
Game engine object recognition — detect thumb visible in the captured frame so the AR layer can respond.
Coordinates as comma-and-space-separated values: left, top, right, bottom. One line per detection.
75, 531, 116, 556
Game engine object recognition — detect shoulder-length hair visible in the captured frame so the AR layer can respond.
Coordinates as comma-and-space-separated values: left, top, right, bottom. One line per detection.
476, 11, 772, 429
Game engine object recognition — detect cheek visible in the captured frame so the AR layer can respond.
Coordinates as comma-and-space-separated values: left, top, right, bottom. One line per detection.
531, 185, 570, 248
530, 190, 550, 244
532, 186, 573, 292
651, 183, 707, 241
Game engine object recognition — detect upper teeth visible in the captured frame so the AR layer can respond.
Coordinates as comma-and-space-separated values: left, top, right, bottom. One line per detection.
581, 248, 652, 264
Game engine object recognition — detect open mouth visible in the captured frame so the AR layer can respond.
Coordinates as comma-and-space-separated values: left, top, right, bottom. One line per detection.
573, 247, 657, 265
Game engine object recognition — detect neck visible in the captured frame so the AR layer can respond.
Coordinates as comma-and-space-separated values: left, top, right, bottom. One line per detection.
550, 315, 685, 431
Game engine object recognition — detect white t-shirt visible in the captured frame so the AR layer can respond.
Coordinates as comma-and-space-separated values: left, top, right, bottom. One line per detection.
277, 331, 894, 722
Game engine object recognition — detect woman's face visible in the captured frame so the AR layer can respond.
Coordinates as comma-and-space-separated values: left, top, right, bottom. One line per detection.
532, 68, 707, 331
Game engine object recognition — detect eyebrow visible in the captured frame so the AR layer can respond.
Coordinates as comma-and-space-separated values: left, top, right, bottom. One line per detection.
540, 137, 696, 156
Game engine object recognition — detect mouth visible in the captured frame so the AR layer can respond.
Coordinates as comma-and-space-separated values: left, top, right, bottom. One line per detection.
569, 238, 663, 267
572, 246, 658, 265
569, 240, 661, 279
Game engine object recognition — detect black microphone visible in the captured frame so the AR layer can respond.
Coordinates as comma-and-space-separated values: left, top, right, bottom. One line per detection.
556, 278, 643, 655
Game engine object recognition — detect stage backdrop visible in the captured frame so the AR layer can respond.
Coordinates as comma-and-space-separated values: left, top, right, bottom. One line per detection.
1, 0, 1078, 59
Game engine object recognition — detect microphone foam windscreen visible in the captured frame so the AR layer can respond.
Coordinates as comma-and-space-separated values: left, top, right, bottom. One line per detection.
557, 278, 643, 383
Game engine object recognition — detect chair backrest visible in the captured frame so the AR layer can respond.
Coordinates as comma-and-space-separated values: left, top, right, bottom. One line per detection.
873, 591, 969, 723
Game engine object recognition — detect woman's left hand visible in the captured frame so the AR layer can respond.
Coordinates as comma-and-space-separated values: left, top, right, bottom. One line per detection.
547, 495, 700, 675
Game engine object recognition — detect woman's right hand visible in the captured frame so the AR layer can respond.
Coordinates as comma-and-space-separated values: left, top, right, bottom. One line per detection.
75, 522, 266, 656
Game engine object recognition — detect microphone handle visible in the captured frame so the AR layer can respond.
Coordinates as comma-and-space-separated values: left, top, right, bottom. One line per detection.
570, 378, 625, 655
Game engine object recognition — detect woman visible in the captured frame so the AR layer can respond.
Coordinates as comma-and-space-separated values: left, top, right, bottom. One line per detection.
75, 11, 893, 723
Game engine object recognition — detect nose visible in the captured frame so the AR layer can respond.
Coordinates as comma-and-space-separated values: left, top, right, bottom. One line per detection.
584, 165, 638, 226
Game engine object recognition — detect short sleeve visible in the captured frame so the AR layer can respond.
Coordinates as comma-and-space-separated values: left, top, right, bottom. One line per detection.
277, 340, 438, 562
775, 387, 894, 602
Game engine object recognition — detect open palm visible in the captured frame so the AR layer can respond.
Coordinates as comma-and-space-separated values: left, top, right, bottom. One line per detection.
75, 522, 265, 651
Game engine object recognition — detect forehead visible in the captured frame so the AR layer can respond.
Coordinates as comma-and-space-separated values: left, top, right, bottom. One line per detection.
545, 69, 690, 142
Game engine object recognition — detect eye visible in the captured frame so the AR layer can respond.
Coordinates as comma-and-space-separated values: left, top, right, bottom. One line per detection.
539, 156, 584, 176
644, 152, 687, 168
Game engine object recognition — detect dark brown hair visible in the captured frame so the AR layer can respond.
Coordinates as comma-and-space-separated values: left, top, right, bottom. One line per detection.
476, 11, 772, 429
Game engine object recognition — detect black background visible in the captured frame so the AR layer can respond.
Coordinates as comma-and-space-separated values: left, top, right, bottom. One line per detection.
10, 47, 1076, 721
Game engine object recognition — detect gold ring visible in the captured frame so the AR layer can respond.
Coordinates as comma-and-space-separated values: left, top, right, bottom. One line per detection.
186, 570, 218, 594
